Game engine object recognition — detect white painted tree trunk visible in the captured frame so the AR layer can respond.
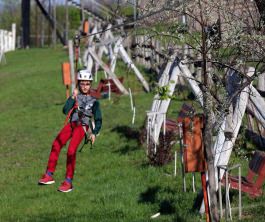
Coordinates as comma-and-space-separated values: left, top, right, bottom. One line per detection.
151, 63, 181, 144
200, 67, 255, 213
247, 85, 265, 128
257, 72, 265, 92
147, 60, 204, 145
150, 57, 174, 113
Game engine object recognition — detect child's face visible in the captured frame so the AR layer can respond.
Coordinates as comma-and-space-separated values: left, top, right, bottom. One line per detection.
79, 80, 91, 94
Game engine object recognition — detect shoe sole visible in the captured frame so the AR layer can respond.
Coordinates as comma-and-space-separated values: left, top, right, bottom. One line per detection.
58, 188, 73, 193
38, 181, 55, 185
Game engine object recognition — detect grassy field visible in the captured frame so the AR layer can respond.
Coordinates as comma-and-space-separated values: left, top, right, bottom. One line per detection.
0, 48, 264, 222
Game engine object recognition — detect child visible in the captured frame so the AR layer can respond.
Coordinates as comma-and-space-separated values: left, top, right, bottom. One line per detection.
38, 69, 102, 192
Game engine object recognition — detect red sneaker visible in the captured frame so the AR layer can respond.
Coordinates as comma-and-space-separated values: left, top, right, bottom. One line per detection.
58, 181, 73, 193
38, 174, 55, 185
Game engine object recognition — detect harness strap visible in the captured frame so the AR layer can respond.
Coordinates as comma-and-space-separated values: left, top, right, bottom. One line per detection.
64, 102, 78, 126
79, 124, 93, 152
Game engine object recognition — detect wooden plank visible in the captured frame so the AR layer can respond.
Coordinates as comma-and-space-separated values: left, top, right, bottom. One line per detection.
119, 44, 150, 92
88, 48, 129, 95
179, 61, 204, 106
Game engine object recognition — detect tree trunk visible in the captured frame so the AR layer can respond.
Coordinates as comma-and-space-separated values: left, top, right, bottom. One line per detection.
201, 15, 219, 220
204, 91, 219, 222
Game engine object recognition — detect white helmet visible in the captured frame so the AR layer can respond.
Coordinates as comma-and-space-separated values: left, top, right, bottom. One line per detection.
77, 69, 93, 81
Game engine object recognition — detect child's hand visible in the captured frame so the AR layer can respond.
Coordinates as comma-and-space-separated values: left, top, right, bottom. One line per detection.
90, 134, 96, 144
72, 88, 78, 99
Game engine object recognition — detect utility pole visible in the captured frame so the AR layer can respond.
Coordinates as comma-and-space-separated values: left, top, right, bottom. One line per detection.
21, 0, 31, 48
48, 0, 51, 45
65, 0, 69, 43
80, 0, 85, 24
53, 0, 57, 47
134, 0, 137, 22
41, 7, 45, 47
35, 2, 39, 47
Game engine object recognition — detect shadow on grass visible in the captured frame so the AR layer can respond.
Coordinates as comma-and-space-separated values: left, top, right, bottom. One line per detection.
139, 186, 161, 204
111, 125, 140, 142
138, 185, 190, 220
113, 144, 139, 155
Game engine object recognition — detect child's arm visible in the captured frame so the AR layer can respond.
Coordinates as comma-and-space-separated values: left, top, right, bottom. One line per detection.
62, 89, 78, 115
91, 100, 102, 135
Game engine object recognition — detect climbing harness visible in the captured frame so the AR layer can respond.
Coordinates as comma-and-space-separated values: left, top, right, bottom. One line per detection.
78, 110, 94, 152
64, 102, 79, 126
79, 125, 93, 152
63, 100, 95, 152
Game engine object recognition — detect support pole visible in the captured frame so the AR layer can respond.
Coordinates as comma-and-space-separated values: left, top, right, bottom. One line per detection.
68, 40, 75, 93
178, 122, 186, 192
218, 168, 223, 219
225, 169, 229, 221
52, 0, 57, 47
65, 0, 69, 43
192, 173, 196, 192
201, 172, 210, 222
174, 151, 177, 176
239, 166, 242, 219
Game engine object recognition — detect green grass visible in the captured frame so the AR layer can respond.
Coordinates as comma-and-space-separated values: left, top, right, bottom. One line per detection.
0, 48, 264, 222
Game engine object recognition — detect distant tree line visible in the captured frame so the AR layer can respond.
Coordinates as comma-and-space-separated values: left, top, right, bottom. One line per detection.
0, 0, 82, 48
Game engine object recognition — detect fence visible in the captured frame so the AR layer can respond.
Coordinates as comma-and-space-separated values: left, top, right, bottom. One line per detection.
0, 23, 16, 53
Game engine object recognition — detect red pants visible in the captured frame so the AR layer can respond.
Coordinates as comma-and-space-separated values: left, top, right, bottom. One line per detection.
46, 122, 87, 179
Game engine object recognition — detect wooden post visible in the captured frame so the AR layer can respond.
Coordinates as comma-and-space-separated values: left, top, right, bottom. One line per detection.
11, 24, 16, 50
174, 151, 177, 176
178, 122, 186, 192
225, 169, 229, 221
218, 167, 223, 219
